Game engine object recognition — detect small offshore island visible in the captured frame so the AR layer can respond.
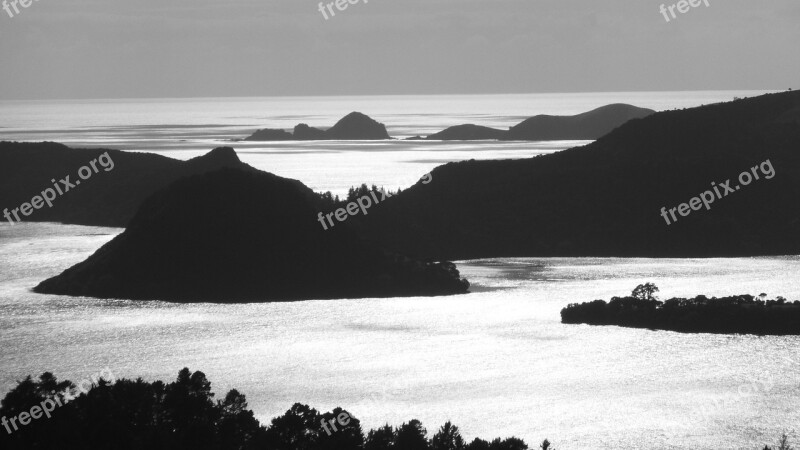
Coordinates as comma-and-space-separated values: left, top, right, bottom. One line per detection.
561, 283, 800, 335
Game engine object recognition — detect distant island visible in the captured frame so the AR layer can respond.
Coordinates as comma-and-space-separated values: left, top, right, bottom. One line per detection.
241, 104, 654, 141
33, 162, 469, 302
244, 111, 390, 141
424, 124, 507, 141
0, 368, 550, 450
561, 283, 800, 335
501, 103, 655, 140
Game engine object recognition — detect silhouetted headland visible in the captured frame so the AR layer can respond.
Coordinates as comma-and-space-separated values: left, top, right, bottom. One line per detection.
243, 111, 390, 141
422, 104, 654, 141
359, 91, 800, 259
0, 142, 252, 227
501, 103, 655, 140
561, 289, 800, 335
425, 124, 506, 141
33, 167, 469, 302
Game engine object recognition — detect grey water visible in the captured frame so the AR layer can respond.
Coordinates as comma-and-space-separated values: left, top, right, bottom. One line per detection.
1, 91, 796, 449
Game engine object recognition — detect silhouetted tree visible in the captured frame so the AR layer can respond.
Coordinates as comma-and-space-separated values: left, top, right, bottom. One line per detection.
632, 283, 659, 301
465, 437, 529, 450
366, 424, 396, 450
488, 437, 528, 450
395, 419, 430, 450
162, 369, 218, 449
318, 407, 364, 450
264, 403, 321, 450
466, 438, 492, 450
432, 421, 465, 450
217, 389, 263, 449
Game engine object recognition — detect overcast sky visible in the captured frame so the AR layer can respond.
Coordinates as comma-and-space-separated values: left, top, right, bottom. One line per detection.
0, 0, 798, 100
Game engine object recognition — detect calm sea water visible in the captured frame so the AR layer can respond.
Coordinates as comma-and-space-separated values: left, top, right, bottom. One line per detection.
1, 92, 797, 449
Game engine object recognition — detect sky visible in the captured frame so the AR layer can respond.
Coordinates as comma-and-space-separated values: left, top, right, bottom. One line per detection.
0, 0, 798, 100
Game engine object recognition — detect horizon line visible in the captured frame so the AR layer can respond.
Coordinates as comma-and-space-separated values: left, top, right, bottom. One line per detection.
0, 89, 787, 104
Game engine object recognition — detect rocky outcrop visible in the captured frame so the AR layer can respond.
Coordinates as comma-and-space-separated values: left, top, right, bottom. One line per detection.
243, 113, 389, 141
243, 128, 294, 141
293, 124, 327, 140
323, 112, 390, 140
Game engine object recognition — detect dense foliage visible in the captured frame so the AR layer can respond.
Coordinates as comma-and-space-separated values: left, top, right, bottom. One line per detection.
561, 284, 800, 335
317, 183, 402, 211
0, 369, 548, 450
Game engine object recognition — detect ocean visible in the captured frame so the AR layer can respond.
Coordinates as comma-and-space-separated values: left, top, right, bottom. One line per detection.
1, 91, 797, 450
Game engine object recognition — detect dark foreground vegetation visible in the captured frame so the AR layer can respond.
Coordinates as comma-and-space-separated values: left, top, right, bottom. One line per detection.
561, 283, 800, 335
0, 369, 551, 450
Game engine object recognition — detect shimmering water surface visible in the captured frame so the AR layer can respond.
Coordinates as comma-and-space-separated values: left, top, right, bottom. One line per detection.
1, 91, 797, 450
2, 223, 799, 450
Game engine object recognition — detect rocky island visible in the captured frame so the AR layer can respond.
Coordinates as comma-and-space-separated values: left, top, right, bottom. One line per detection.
243, 111, 390, 141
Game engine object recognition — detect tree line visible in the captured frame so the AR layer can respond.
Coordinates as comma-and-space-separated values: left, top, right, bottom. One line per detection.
317, 184, 402, 211
0, 368, 551, 450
